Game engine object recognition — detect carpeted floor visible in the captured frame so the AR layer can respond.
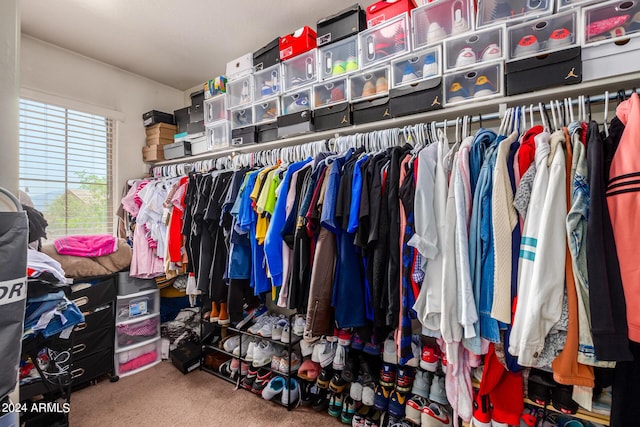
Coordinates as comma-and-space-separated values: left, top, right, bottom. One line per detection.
70, 360, 339, 427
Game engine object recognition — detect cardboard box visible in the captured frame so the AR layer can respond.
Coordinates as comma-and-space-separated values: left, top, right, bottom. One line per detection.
145, 135, 174, 146
170, 342, 201, 374
142, 145, 164, 163
145, 123, 177, 139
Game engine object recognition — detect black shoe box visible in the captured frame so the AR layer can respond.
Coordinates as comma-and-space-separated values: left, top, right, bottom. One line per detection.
257, 122, 279, 143
142, 110, 174, 127
253, 37, 280, 71
316, 4, 367, 47
313, 102, 353, 131
232, 125, 258, 145
389, 78, 443, 117
506, 47, 581, 96
353, 96, 392, 125
189, 90, 205, 123
174, 107, 190, 134
170, 342, 201, 374
277, 110, 314, 138
187, 120, 205, 135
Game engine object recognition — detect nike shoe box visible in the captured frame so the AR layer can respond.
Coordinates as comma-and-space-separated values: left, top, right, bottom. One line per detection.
444, 26, 505, 73
507, 11, 578, 61
254, 64, 282, 102
174, 107, 190, 134
231, 125, 257, 145
253, 97, 280, 125
163, 140, 191, 160
277, 110, 314, 138
353, 96, 392, 125
142, 110, 174, 127
583, 36, 640, 82
476, 0, 553, 29
281, 86, 313, 116
280, 26, 317, 61
444, 61, 503, 107
506, 47, 581, 95
189, 90, 205, 123
226, 52, 253, 81
391, 46, 441, 89
254, 37, 281, 72
170, 342, 201, 375
350, 66, 390, 102
204, 95, 227, 126
314, 76, 349, 109
282, 49, 318, 92
257, 122, 279, 143
366, 0, 417, 28
313, 102, 353, 131
319, 35, 360, 81
583, 0, 640, 46
412, 0, 474, 50
389, 78, 444, 117
227, 74, 254, 109
359, 14, 410, 69
317, 4, 367, 47
230, 105, 254, 130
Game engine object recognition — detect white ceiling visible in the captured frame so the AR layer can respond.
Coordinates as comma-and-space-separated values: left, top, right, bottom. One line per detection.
21, 0, 376, 91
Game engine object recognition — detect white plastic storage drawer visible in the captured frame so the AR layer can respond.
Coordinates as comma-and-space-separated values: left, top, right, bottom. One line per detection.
205, 121, 230, 151
412, 0, 474, 49
508, 11, 578, 60
444, 61, 504, 106
282, 49, 318, 92
115, 288, 159, 323
226, 75, 253, 109
391, 47, 441, 89
253, 97, 280, 125
281, 86, 313, 115
253, 64, 282, 101
583, 0, 640, 46
476, 0, 553, 28
318, 35, 360, 81
116, 312, 160, 350
350, 66, 390, 102
230, 105, 254, 129
314, 76, 349, 109
444, 26, 505, 72
203, 95, 226, 126
115, 337, 162, 378
359, 14, 410, 69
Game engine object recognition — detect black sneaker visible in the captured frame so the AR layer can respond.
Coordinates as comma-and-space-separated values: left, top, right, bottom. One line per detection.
241, 366, 259, 390
251, 369, 273, 395
311, 389, 329, 412
300, 380, 316, 407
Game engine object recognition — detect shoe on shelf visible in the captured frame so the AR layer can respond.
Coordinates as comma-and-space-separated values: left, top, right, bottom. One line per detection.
222, 335, 240, 353
317, 367, 334, 389
406, 395, 429, 425
341, 396, 357, 424
209, 301, 220, 323
406, 337, 421, 368
311, 388, 329, 411
271, 348, 288, 371
341, 352, 359, 383
412, 370, 432, 399
490, 0, 513, 21
312, 337, 328, 364
401, 63, 419, 84
373, 384, 392, 411
251, 369, 273, 395
240, 361, 249, 376
328, 392, 345, 417
333, 60, 347, 76
329, 372, 349, 394
245, 340, 258, 361
262, 376, 286, 401
447, 81, 471, 104
429, 375, 449, 405
351, 333, 364, 351
345, 56, 359, 72
388, 389, 409, 418
252, 341, 279, 367
546, 28, 572, 50
300, 339, 314, 358
241, 366, 259, 390
338, 329, 353, 346
473, 76, 496, 98
423, 52, 438, 78
426, 21, 446, 45
300, 380, 316, 407
257, 315, 281, 337
333, 344, 347, 371
247, 312, 272, 334
513, 35, 540, 58
382, 335, 397, 365
292, 315, 306, 337
282, 378, 301, 406
236, 304, 267, 330
272, 317, 288, 341
232, 337, 254, 358
279, 351, 301, 373
480, 43, 502, 61
363, 337, 381, 356
421, 401, 453, 427
361, 80, 376, 98
395, 366, 415, 392
455, 47, 477, 68
361, 382, 376, 407
320, 342, 338, 368
451, 13, 468, 35
375, 76, 388, 94
350, 380, 364, 402
298, 359, 321, 381
379, 362, 397, 387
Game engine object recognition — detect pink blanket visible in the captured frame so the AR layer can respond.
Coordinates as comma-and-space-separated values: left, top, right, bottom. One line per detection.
54, 234, 118, 257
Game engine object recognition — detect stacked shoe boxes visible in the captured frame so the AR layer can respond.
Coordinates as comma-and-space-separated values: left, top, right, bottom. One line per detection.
253, 38, 281, 142
194, 94, 230, 155
476, 0, 555, 29
142, 122, 176, 163
226, 53, 257, 145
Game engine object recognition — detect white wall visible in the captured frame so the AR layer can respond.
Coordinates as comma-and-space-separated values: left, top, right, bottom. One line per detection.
20, 35, 184, 212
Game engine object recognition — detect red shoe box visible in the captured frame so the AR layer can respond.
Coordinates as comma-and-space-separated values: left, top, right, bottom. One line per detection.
280, 26, 317, 61
366, 0, 417, 28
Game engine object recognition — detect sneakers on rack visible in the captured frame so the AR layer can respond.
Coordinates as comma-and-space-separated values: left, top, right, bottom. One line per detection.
429, 375, 449, 405
420, 344, 439, 372
412, 370, 432, 399
232, 336, 254, 358
383, 335, 398, 365
423, 52, 438, 77
374, 384, 392, 411
340, 396, 357, 424
251, 369, 273, 395
247, 312, 272, 334
421, 401, 453, 427
328, 392, 345, 417
388, 389, 409, 418
514, 35, 540, 58
272, 318, 288, 341
282, 378, 300, 406
292, 315, 306, 337
395, 366, 415, 392
278, 351, 301, 373
473, 76, 496, 98
333, 344, 347, 371
447, 82, 471, 104
319, 342, 338, 368
406, 395, 429, 425
252, 341, 279, 367
480, 43, 502, 61
455, 47, 477, 68
222, 335, 240, 353
262, 376, 286, 401
380, 362, 397, 387
257, 315, 280, 337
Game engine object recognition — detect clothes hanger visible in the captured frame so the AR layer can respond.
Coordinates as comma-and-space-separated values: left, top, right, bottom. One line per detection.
604, 91, 610, 137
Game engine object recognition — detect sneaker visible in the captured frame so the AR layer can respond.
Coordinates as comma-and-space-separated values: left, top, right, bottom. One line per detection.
359, 356, 374, 384
471, 390, 491, 427
480, 43, 502, 61
394, 26, 407, 52
341, 352, 359, 383
350, 380, 364, 401
292, 315, 306, 336
261, 82, 275, 97
473, 76, 496, 98
247, 312, 272, 334
320, 342, 338, 368
420, 344, 440, 372
245, 341, 257, 361
317, 367, 333, 389
380, 362, 397, 387
429, 375, 448, 405
312, 388, 329, 412
258, 315, 280, 337
341, 396, 357, 424
513, 35, 540, 58
361, 80, 376, 98
271, 349, 287, 371
241, 366, 258, 390
421, 402, 453, 427
406, 339, 421, 368
388, 389, 409, 418
455, 47, 477, 68
329, 392, 345, 417
364, 410, 382, 427
329, 85, 346, 103
352, 406, 370, 427
312, 338, 328, 364
333, 344, 347, 371
330, 372, 349, 394
396, 366, 415, 392
447, 82, 470, 104
412, 370, 432, 399
300, 339, 314, 358
281, 320, 296, 343
373, 384, 392, 411
223, 335, 240, 353
300, 380, 316, 407
279, 351, 301, 373
423, 52, 438, 78
282, 378, 301, 406
240, 361, 249, 376
236, 304, 267, 330
426, 22, 446, 45
230, 357, 241, 376
382, 336, 397, 364
219, 360, 234, 378
333, 60, 347, 76
262, 376, 286, 400
345, 56, 359, 72
546, 28, 572, 49
272, 318, 288, 341
375, 76, 388, 93
232, 336, 254, 358
406, 395, 429, 425
338, 329, 353, 346
451, 13, 468, 35
352, 333, 365, 351
252, 341, 279, 367
401, 63, 419, 84
362, 382, 376, 407
251, 369, 273, 395
286, 95, 310, 114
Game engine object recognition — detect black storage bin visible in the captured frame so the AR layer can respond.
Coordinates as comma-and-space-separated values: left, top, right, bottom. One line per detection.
232, 126, 258, 145
174, 107, 190, 134
313, 102, 353, 131
142, 110, 174, 127
506, 47, 581, 96
257, 122, 279, 143
277, 110, 314, 138
316, 4, 367, 47
389, 78, 443, 117
253, 37, 280, 71
187, 120, 205, 135
190, 90, 205, 122
70, 276, 117, 311
353, 97, 392, 125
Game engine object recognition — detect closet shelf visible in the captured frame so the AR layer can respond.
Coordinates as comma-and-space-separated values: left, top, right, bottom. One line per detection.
151, 72, 640, 166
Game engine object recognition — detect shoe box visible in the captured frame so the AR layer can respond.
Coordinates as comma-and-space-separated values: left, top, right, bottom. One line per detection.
280, 26, 317, 61
350, 66, 390, 103
444, 26, 505, 73
313, 102, 353, 131
226, 52, 254, 81
187, 120, 205, 135
444, 61, 504, 106
227, 74, 254, 109
281, 86, 313, 116
389, 78, 444, 117
412, 0, 474, 51
203, 76, 227, 100
204, 94, 227, 126
314, 76, 349, 110
142, 145, 164, 163
257, 122, 279, 143
170, 342, 202, 374
230, 104, 254, 130
277, 109, 314, 138
232, 125, 258, 145
366, 0, 417, 28
476, 0, 554, 29
390, 46, 442, 88
316, 4, 367, 47
583, 36, 640, 82
254, 64, 282, 102
318, 35, 360, 81
359, 13, 411, 70
145, 123, 177, 147
505, 11, 580, 95
353, 96, 392, 125
254, 37, 281, 72
282, 49, 318, 92
557, 0, 598, 10
189, 90, 205, 124
253, 97, 280, 126
174, 106, 190, 134
142, 110, 174, 127
193, 121, 230, 154
163, 137, 192, 160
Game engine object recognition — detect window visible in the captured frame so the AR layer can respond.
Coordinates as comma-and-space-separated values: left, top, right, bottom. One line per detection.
19, 99, 114, 239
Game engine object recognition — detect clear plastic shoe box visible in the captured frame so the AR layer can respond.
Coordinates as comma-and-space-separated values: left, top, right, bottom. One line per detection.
444, 26, 505, 72
557, 0, 598, 11
507, 11, 578, 60
412, 0, 474, 50
253, 64, 282, 102
443, 61, 504, 106
203, 94, 226, 126
253, 97, 280, 125
280, 86, 313, 116
391, 46, 442, 89
350, 66, 390, 102
583, 0, 640, 46
229, 105, 254, 129
282, 49, 318, 92
199, 121, 229, 153
318, 35, 360, 81
313, 76, 349, 109
359, 14, 411, 69
226, 74, 254, 109
476, 0, 554, 28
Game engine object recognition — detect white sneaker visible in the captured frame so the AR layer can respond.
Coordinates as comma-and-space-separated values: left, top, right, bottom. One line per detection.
257, 316, 280, 337
232, 336, 254, 357
223, 335, 240, 353
245, 341, 257, 362
362, 383, 375, 406
383, 335, 398, 365
455, 47, 477, 68
319, 341, 337, 368
300, 339, 314, 357
281, 378, 300, 406
247, 312, 271, 334
272, 318, 288, 341
333, 344, 346, 371
426, 22, 446, 45
279, 351, 301, 373
422, 401, 453, 427
253, 341, 279, 367
292, 315, 306, 336
350, 381, 363, 401
281, 320, 294, 343
429, 375, 448, 405
312, 338, 328, 364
